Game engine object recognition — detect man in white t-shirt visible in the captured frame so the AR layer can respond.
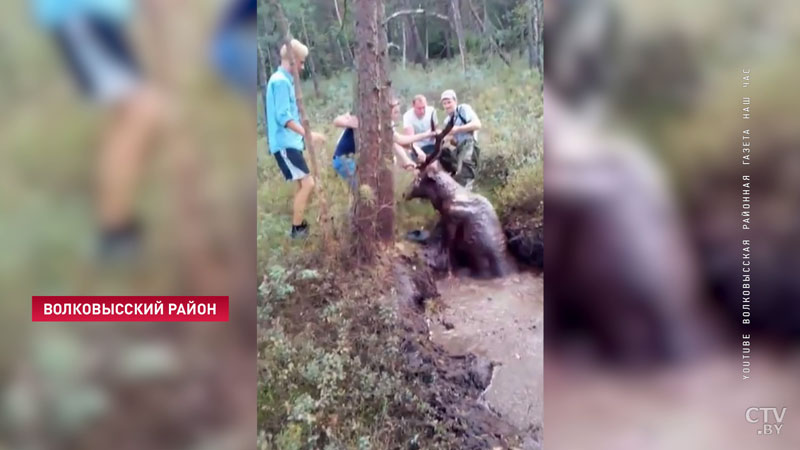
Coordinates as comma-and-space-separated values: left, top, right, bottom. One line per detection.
403, 95, 438, 161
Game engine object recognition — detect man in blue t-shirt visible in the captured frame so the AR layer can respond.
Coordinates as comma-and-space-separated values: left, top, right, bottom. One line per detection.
30, 0, 165, 261
265, 39, 315, 239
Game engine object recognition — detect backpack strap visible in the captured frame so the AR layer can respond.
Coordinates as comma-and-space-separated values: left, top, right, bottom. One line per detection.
456, 105, 470, 126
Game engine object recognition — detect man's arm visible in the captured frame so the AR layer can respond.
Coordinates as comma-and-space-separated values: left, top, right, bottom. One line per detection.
393, 143, 416, 170
274, 81, 305, 136
333, 113, 359, 129
453, 105, 481, 134
455, 118, 481, 134
394, 130, 435, 146
402, 111, 415, 135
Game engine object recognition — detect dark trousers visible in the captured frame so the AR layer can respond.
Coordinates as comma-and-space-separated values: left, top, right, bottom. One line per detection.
440, 138, 479, 187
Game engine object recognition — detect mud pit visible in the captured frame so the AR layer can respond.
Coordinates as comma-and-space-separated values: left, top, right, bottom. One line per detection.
428, 273, 544, 449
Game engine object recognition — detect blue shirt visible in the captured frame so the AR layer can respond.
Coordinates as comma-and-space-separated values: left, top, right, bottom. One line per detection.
217, 0, 256, 32
265, 66, 304, 154
32, 0, 133, 28
448, 104, 478, 144
333, 128, 356, 159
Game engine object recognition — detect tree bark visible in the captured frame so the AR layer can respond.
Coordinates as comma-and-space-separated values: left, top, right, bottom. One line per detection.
444, 25, 451, 58
330, 28, 347, 67
269, 0, 334, 254
450, 0, 467, 72
401, 0, 423, 67
526, 0, 536, 70
333, 0, 355, 65
352, 0, 394, 263
402, 23, 407, 69
382, 9, 450, 25
300, 14, 321, 96
257, 39, 268, 132
374, 0, 394, 244
425, 18, 429, 61
532, 0, 544, 76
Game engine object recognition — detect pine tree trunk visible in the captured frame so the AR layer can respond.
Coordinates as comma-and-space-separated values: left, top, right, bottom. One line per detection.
533, 0, 544, 76
402, 23, 407, 70
257, 40, 268, 131
352, 0, 394, 262
444, 25, 451, 58
425, 18, 429, 61
403, 0, 426, 68
300, 14, 321, 96
526, 0, 536, 70
450, 0, 467, 72
334, 0, 356, 66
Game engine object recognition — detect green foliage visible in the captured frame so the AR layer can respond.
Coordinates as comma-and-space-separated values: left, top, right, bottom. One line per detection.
258, 0, 541, 77
494, 161, 543, 220
257, 266, 445, 449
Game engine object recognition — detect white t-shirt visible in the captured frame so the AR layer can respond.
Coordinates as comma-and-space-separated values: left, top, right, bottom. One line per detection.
402, 106, 437, 147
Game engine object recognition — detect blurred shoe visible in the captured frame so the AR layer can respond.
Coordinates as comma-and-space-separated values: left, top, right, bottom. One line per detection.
290, 220, 309, 239
405, 229, 430, 244
98, 221, 142, 263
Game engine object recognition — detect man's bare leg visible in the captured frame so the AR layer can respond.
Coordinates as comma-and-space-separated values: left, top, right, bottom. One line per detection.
96, 87, 162, 230
292, 175, 315, 226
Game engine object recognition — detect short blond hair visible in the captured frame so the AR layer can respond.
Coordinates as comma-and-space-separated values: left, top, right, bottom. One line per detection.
412, 95, 427, 106
280, 39, 309, 61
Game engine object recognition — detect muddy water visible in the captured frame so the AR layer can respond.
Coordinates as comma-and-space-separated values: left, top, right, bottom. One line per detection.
428, 272, 544, 447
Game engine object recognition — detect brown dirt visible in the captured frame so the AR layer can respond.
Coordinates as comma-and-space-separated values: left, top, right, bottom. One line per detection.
392, 246, 543, 449
430, 273, 544, 450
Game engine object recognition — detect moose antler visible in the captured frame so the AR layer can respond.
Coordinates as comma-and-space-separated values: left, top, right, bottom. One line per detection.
418, 112, 455, 170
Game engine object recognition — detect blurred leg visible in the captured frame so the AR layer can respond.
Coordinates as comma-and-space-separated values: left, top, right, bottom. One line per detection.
97, 87, 162, 229
293, 175, 315, 226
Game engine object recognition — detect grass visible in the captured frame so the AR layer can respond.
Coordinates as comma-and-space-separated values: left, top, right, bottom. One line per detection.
257, 56, 543, 448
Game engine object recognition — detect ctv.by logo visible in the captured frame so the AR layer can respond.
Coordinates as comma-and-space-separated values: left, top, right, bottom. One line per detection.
746, 407, 787, 435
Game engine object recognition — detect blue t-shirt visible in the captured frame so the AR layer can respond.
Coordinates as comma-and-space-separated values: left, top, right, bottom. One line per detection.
266, 66, 304, 153
32, 0, 133, 28
333, 128, 356, 159
217, 0, 256, 32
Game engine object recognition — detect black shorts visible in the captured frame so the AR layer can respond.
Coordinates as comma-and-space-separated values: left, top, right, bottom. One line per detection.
274, 148, 310, 181
52, 15, 141, 103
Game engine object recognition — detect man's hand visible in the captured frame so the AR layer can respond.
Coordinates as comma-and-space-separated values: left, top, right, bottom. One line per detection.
286, 120, 305, 136
412, 146, 426, 163
310, 131, 327, 147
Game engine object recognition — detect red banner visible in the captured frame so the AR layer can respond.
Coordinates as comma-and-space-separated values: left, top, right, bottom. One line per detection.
31, 296, 229, 322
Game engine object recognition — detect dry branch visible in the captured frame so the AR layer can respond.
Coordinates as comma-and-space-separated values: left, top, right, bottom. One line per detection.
383, 9, 449, 25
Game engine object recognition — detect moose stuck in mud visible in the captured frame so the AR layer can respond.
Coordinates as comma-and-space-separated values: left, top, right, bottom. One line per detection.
405, 113, 517, 279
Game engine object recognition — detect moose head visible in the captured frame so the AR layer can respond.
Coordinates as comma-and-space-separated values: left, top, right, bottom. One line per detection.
405, 112, 458, 209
